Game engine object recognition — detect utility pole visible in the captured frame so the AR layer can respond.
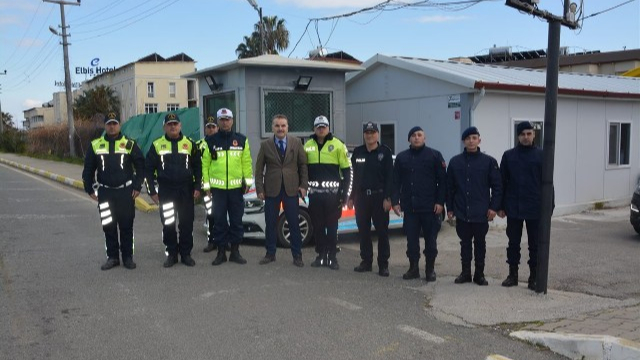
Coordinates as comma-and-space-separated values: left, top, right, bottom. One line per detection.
44, 0, 80, 157
505, 0, 579, 294
246, 0, 265, 55
0, 70, 6, 133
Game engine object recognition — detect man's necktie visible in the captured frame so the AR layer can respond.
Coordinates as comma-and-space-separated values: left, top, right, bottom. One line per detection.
278, 140, 285, 157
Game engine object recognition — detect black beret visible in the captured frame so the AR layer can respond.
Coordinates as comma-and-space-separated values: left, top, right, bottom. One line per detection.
408, 126, 423, 141
517, 121, 533, 135
461, 126, 480, 140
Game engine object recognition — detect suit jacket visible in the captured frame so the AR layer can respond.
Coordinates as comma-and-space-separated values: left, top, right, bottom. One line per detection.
255, 135, 308, 197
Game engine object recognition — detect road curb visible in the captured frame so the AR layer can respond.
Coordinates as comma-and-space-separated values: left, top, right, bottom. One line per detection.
511, 331, 640, 360
485, 355, 514, 360
0, 157, 158, 213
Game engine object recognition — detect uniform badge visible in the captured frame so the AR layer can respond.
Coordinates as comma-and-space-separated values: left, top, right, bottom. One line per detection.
328, 145, 334, 152
161, 144, 166, 149
233, 140, 238, 146
378, 153, 384, 161
182, 144, 189, 150
99, 144, 105, 148
119, 142, 125, 149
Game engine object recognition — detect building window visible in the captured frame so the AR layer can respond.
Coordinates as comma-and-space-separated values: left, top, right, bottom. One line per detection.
204, 91, 236, 132
262, 90, 332, 135
169, 82, 176, 98
380, 123, 396, 154
513, 120, 544, 148
144, 103, 158, 114
608, 122, 631, 166
147, 82, 155, 98
167, 103, 180, 112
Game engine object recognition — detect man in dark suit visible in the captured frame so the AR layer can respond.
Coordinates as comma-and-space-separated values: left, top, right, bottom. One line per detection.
255, 114, 308, 267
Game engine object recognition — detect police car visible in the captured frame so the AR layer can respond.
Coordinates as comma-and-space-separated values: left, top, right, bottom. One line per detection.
241, 187, 404, 248
631, 180, 640, 235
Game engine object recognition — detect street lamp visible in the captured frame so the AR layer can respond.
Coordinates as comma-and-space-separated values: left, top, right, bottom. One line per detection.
246, 0, 264, 55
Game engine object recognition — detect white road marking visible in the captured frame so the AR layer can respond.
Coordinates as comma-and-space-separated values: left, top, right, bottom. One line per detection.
396, 325, 446, 344
0, 163, 93, 203
200, 289, 240, 298
326, 297, 362, 311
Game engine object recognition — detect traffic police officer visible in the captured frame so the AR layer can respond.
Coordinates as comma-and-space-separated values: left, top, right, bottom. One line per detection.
304, 115, 351, 270
348, 122, 393, 277
203, 108, 253, 266
82, 112, 145, 270
199, 116, 218, 253
498, 121, 545, 290
447, 126, 502, 286
392, 126, 446, 281
145, 113, 202, 268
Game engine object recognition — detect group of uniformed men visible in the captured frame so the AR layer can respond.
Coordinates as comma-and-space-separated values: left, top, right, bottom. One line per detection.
83, 110, 543, 290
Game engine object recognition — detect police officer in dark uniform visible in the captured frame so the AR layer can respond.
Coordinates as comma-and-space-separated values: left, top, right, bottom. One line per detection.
447, 126, 502, 286
392, 126, 446, 281
145, 113, 202, 268
198, 116, 218, 253
304, 115, 351, 270
82, 112, 145, 270
348, 122, 393, 277
498, 121, 545, 290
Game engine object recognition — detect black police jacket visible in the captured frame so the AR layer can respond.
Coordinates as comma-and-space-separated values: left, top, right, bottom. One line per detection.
500, 143, 543, 219
392, 144, 446, 213
446, 148, 502, 223
82, 133, 145, 194
349, 143, 394, 203
145, 133, 202, 195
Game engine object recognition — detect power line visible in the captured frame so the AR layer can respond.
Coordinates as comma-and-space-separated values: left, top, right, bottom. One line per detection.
582, 0, 637, 20
68, 0, 127, 24
1, 1, 44, 68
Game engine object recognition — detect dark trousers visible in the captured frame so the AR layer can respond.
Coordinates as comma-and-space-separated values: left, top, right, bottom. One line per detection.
97, 186, 135, 259
265, 186, 302, 256
158, 186, 194, 257
212, 188, 244, 246
308, 193, 341, 256
506, 217, 540, 268
455, 220, 489, 267
355, 193, 390, 267
404, 211, 440, 262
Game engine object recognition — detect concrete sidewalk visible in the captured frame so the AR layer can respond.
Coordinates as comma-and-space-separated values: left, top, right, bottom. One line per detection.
0, 152, 157, 212
2, 151, 639, 360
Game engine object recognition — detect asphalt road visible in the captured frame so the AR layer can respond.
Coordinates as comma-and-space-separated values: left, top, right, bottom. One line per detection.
0, 164, 570, 360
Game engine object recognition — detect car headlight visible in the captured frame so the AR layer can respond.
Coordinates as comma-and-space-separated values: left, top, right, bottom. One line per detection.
632, 203, 639, 213
244, 199, 265, 213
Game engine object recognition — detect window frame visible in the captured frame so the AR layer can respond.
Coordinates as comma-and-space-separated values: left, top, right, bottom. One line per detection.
144, 103, 158, 114
169, 82, 176, 98
166, 103, 180, 112
147, 82, 155, 98
606, 120, 631, 169
260, 87, 333, 137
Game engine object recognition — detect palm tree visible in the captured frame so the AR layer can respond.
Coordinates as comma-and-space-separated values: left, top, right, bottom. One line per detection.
236, 16, 289, 59
73, 85, 121, 120
236, 32, 262, 59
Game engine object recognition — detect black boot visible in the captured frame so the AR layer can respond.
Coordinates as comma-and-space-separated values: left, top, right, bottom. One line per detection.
454, 263, 472, 284
528, 266, 537, 291
101, 257, 120, 271
229, 244, 247, 264
473, 264, 488, 286
310, 252, 327, 267
327, 255, 339, 270
402, 260, 420, 280
163, 254, 178, 268
501, 265, 519, 287
425, 257, 436, 282
354, 261, 372, 272
211, 247, 227, 266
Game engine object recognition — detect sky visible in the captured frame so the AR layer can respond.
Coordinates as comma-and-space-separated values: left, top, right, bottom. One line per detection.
1, 0, 638, 127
